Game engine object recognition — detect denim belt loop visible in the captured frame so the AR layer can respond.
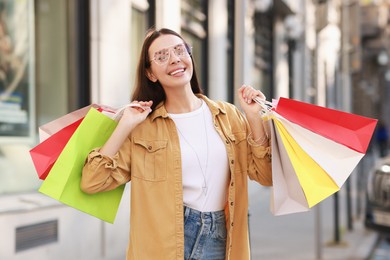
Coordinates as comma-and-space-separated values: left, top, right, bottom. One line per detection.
210, 211, 215, 232
184, 205, 191, 219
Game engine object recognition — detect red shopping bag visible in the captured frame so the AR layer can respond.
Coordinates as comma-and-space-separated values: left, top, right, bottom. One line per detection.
274, 97, 377, 153
30, 118, 83, 180
30, 104, 116, 180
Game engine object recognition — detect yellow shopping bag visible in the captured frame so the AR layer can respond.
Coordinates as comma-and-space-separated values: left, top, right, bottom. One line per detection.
273, 116, 339, 208
269, 119, 309, 215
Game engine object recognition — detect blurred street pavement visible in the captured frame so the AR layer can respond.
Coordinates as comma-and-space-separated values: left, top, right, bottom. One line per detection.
247, 180, 378, 260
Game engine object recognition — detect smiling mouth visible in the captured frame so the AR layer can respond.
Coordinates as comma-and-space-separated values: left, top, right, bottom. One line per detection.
169, 68, 185, 76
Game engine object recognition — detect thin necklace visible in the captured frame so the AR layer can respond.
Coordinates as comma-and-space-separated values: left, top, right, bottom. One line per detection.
175, 101, 209, 196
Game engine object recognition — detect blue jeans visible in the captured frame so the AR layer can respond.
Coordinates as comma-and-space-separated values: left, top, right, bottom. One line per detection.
184, 206, 227, 260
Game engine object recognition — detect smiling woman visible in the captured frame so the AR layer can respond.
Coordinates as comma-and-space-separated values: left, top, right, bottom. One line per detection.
81, 27, 272, 260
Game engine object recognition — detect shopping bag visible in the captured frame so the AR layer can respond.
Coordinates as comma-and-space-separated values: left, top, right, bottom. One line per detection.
30, 118, 83, 180
274, 97, 377, 153
272, 112, 365, 188
254, 97, 377, 215
38, 104, 98, 142
272, 116, 339, 208
30, 104, 116, 180
269, 119, 309, 215
39, 108, 124, 223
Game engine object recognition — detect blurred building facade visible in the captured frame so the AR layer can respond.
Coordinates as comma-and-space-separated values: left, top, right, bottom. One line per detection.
0, 0, 386, 259
358, 0, 390, 125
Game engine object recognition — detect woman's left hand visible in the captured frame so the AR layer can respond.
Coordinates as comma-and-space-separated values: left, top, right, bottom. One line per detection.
238, 85, 266, 116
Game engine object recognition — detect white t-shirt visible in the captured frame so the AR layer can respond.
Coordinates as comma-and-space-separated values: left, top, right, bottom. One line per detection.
169, 100, 229, 212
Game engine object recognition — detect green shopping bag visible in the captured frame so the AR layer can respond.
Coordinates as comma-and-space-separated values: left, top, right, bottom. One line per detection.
39, 108, 124, 223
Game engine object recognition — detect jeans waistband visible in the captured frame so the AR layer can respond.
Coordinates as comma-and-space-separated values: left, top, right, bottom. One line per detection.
183, 205, 225, 222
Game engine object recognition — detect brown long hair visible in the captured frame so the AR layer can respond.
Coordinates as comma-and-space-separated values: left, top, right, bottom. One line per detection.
131, 28, 203, 110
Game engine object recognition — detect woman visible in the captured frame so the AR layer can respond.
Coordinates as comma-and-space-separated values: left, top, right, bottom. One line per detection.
81, 28, 272, 260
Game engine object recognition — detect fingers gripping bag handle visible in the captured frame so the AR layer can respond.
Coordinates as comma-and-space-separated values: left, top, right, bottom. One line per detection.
105, 103, 148, 121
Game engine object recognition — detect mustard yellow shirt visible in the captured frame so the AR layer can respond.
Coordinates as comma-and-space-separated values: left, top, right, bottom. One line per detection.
81, 94, 272, 260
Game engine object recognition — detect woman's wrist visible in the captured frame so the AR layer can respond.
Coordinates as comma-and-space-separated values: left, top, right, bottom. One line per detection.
245, 111, 262, 121
247, 132, 269, 146
253, 134, 268, 145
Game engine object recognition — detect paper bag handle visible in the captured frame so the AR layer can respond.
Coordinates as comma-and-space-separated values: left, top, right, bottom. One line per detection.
103, 103, 147, 121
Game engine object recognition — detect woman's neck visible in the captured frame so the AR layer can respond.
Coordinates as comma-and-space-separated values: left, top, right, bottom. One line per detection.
164, 90, 202, 114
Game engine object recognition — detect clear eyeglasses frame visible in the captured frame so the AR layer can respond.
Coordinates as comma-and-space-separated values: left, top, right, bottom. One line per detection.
150, 43, 192, 66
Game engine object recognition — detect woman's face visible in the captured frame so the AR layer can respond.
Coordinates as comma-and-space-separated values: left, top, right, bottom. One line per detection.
147, 34, 193, 90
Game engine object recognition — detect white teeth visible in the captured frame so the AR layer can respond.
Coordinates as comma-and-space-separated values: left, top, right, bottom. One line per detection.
170, 68, 184, 76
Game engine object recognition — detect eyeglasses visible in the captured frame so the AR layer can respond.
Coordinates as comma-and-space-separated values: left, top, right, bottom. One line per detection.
150, 43, 192, 66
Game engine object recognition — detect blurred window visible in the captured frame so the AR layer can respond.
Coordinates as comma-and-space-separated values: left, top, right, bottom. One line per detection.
253, 10, 273, 100
226, 0, 234, 103
181, 0, 208, 93
0, 0, 71, 194
130, 1, 149, 91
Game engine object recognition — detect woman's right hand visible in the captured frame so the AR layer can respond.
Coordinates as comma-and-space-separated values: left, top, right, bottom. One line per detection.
120, 100, 153, 128
99, 100, 153, 157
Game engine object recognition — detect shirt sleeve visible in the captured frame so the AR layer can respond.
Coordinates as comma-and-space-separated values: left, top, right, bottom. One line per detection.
247, 139, 272, 186
239, 109, 272, 186
80, 137, 132, 194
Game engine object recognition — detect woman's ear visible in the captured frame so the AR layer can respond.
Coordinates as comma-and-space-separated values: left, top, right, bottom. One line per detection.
146, 69, 158, 82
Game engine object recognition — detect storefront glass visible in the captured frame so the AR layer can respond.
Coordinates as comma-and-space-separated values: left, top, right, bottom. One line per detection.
130, 5, 148, 90
0, 0, 70, 194
0, 0, 34, 142
181, 0, 208, 93
253, 10, 273, 100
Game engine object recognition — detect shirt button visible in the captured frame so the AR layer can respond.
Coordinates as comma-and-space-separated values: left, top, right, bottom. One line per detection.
231, 222, 234, 226
230, 160, 234, 164
225, 140, 229, 144
148, 145, 152, 150
231, 182, 234, 186
230, 202, 234, 206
